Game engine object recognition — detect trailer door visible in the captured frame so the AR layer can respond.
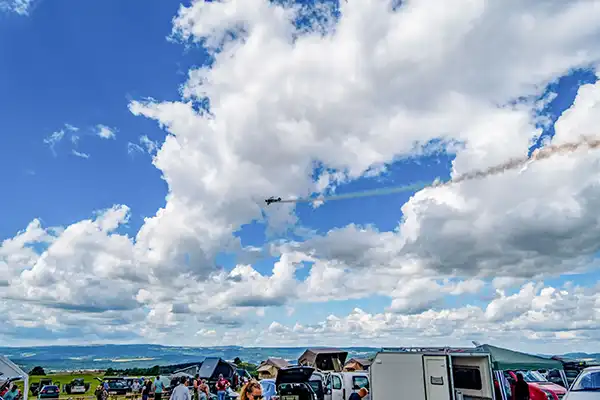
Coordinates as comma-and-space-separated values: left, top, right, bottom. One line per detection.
423, 356, 451, 400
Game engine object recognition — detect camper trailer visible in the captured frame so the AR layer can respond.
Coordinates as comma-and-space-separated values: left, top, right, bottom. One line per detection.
370, 347, 496, 400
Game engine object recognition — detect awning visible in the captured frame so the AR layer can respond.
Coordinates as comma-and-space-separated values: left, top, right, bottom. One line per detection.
0, 356, 29, 400
480, 345, 563, 371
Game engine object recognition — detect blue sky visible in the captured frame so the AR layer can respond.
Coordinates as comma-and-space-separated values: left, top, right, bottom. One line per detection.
2, 0, 600, 350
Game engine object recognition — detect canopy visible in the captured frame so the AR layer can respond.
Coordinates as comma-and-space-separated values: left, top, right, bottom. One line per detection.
480, 345, 563, 371
0, 356, 29, 400
298, 349, 348, 372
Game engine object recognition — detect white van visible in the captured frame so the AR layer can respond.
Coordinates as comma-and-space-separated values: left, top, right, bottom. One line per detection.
324, 372, 370, 400
369, 347, 496, 400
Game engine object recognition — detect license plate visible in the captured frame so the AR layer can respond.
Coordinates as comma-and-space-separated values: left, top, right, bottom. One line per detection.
281, 396, 299, 400
109, 392, 117, 395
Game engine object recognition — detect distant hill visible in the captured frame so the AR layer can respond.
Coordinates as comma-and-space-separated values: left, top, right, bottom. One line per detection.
0, 344, 378, 372
562, 353, 600, 361
537, 352, 600, 362
3, 344, 599, 372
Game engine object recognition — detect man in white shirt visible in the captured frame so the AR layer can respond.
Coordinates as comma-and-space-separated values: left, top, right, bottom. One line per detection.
169, 377, 190, 400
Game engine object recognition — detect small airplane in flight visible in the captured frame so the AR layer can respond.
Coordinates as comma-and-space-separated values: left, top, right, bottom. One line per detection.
265, 196, 282, 205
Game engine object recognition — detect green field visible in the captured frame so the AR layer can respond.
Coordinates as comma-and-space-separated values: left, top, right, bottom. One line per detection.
16, 373, 109, 399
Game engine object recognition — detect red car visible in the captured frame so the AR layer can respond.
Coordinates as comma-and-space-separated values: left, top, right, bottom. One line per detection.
505, 370, 566, 400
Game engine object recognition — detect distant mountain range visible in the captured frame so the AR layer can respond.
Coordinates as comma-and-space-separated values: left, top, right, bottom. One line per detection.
548, 352, 600, 361
0, 344, 378, 372
1, 344, 599, 372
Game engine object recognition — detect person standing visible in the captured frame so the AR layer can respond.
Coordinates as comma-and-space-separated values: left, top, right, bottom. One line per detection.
132, 380, 141, 397
153, 376, 165, 400
192, 375, 200, 400
142, 380, 152, 400
215, 374, 230, 400
169, 377, 190, 400
198, 380, 209, 400
513, 373, 530, 400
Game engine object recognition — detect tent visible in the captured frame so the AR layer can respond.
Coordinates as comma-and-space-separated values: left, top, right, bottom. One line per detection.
343, 358, 372, 372
479, 344, 567, 400
197, 358, 236, 381
298, 349, 348, 372
0, 356, 28, 400
257, 358, 290, 380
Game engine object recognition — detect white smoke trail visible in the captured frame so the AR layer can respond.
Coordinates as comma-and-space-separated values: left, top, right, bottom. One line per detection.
271, 136, 600, 205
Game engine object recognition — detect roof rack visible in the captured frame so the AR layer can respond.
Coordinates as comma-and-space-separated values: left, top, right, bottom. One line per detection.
381, 347, 487, 354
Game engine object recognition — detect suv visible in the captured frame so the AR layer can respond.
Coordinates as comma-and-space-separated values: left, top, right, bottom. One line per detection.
276, 367, 317, 400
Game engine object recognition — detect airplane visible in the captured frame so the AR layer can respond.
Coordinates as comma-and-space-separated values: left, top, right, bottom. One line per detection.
265, 196, 282, 205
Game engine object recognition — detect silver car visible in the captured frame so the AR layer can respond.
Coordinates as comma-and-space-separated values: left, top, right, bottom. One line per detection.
565, 366, 600, 400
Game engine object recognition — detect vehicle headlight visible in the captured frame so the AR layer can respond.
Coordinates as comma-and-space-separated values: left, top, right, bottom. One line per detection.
541, 389, 555, 400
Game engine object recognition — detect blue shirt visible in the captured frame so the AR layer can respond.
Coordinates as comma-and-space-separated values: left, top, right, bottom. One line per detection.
154, 380, 164, 393
3, 390, 17, 400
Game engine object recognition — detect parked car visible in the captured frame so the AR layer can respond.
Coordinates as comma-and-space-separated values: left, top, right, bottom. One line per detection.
37, 385, 60, 399
564, 366, 600, 399
505, 370, 566, 400
64, 378, 90, 394
276, 367, 317, 400
31, 379, 55, 396
94, 378, 130, 396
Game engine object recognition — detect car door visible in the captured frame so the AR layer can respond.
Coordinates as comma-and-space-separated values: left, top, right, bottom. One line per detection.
324, 375, 332, 400
330, 374, 343, 400
350, 376, 370, 400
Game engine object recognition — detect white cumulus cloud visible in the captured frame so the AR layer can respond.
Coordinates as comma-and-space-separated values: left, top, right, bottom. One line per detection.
4, 0, 600, 348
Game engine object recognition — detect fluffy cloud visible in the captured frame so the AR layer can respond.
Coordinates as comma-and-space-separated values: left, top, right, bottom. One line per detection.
4, 0, 600, 347
262, 281, 600, 352
96, 124, 117, 139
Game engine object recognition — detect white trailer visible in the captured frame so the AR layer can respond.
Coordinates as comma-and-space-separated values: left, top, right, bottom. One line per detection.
370, 347, 496, 400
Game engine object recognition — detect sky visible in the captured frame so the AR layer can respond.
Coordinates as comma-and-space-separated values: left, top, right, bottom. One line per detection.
2, 0, 600, 354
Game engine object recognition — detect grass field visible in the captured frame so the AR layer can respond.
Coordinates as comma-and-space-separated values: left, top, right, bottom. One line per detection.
15, 373, 108, 399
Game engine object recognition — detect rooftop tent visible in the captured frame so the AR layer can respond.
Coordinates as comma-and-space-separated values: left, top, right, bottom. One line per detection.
480, 344, 564, 371
257, 358, 291, 379
343, 358, 372, 372
0, 356, 29, 400
197, 358, 236, 381
298, 349, 348, 372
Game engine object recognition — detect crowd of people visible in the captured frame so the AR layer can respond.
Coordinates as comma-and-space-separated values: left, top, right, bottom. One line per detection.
167, 374, 259, 400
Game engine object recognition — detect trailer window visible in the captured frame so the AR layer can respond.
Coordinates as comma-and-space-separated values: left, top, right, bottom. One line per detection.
352, 376, 369, 390
453, 366, 483, 391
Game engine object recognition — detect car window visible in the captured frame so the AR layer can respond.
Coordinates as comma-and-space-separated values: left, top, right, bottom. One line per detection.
352, 376, 369, 390
309, 381, 322, 394
332, 376, 342, 390
515, 371, 547, 383
571, 370, 600, 391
